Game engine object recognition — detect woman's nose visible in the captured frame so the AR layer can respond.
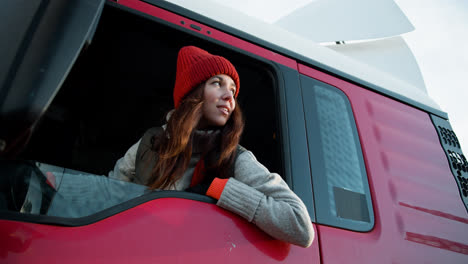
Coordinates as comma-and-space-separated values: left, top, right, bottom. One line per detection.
222, 90, 234, 101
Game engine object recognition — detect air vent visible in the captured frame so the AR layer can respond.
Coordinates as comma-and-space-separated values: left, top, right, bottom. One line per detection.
437, 126, 461, 148
431, 115, 468, 211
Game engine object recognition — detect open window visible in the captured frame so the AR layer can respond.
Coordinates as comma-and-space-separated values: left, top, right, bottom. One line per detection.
1, 4, 285, 223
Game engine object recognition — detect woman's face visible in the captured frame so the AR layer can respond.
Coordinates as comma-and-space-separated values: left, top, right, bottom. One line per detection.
198, 74, 237, 129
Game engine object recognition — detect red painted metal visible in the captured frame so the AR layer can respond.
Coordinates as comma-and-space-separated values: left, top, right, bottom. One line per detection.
115, 0, 297, 70
0, 198, 320, 264
299, 64, 468, 263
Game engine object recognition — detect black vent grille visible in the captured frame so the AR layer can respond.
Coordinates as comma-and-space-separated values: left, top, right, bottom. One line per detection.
438, 126, 462, 148
431, 115, 468, 212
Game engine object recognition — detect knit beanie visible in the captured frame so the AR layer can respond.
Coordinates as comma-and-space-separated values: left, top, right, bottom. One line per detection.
173, 46, 240, 108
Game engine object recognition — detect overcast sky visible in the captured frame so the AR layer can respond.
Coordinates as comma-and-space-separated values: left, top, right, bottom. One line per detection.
394, 0, 468, 153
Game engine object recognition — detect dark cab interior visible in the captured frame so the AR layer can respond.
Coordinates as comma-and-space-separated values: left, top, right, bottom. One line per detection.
20, 5, 283, 178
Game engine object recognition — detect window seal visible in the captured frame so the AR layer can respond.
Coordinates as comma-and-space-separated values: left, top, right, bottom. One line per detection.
0, 191, 215, 227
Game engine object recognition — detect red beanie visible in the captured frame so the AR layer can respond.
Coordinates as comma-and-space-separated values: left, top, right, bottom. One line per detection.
173, 46, 240, 108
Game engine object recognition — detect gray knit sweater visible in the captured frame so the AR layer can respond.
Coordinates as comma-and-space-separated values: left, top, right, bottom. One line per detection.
110, 131, 314, 247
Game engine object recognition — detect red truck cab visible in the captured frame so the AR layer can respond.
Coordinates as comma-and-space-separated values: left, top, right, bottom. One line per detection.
1, 0, 467, 263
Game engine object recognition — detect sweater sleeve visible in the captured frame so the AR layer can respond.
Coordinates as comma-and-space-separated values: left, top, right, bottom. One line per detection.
216, 150, 314, 248
109, 139, 141, 182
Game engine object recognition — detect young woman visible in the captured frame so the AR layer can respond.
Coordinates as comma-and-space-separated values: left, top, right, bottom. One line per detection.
111, 46, 314, 248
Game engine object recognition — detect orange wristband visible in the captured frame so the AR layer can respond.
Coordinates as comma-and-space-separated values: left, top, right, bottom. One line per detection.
206, 178, 229, 200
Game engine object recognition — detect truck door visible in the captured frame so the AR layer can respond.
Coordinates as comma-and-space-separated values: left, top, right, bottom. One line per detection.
1, 1, 322, 263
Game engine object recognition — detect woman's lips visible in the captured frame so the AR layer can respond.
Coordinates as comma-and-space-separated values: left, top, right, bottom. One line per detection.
217, 105, 229, 115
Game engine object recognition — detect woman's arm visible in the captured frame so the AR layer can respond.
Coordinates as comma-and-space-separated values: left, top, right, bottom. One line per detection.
207, 150, 314, 248
109, 139, 140, 182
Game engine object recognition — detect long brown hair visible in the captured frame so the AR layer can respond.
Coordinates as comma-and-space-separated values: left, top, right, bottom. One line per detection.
147, 83, 244, 190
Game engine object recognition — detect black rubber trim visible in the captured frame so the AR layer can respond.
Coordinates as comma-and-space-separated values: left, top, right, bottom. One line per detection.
134, 0, 447, 119
0, 191, 216, 226
276, 64, 315, 220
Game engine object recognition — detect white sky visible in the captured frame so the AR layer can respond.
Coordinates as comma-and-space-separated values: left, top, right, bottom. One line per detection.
394, 0, 468, 153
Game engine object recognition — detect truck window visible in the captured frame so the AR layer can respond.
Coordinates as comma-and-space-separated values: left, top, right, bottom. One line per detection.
0, 160, 147, 218
0, 4, 284, 225
301, 74, 374, 232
